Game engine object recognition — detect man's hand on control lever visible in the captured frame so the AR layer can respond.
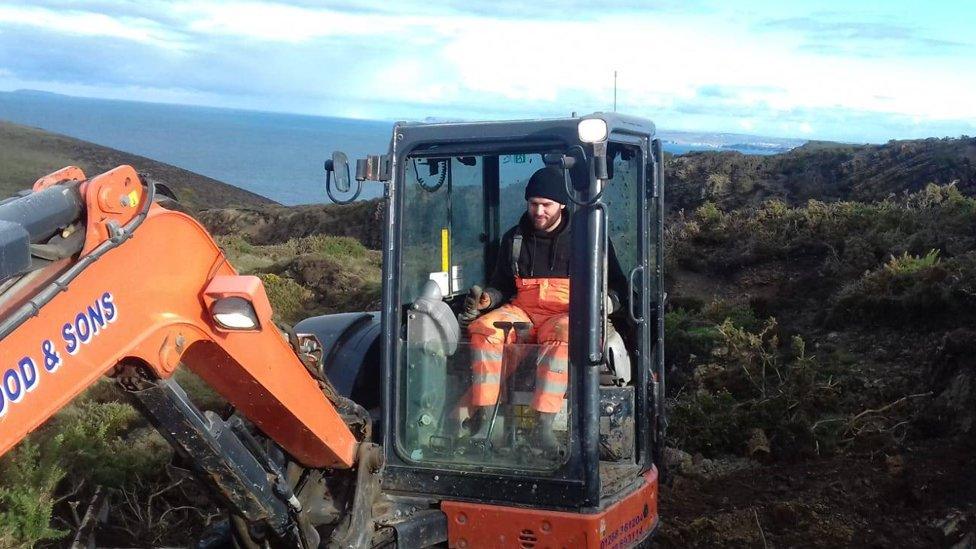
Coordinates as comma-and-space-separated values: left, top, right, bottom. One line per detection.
458, 285, 491, 328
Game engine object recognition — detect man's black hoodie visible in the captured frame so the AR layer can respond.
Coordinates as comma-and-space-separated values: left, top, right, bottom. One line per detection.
483, 210, 628, 312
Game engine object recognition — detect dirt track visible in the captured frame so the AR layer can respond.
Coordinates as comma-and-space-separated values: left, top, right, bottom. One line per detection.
655, 439, 975, 547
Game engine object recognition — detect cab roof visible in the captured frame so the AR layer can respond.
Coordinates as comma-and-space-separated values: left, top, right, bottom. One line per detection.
394, 112, 656, 145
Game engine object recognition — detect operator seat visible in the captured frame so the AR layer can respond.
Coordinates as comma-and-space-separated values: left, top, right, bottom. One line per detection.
406, 280, 460, 357
403, 280, 462, 453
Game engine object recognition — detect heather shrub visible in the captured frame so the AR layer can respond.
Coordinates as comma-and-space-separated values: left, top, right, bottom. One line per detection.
667, 183, 976, 293
664, 308, 722, 377
258, 272, 314, 324
831, 250, 976, 326
0, 443, 66, 548
286, 234, 369, 258
0, 391, 171, 547
669, 317, 842, 459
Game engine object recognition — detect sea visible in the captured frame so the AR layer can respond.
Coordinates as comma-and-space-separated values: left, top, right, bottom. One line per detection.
0, 90, 789, 205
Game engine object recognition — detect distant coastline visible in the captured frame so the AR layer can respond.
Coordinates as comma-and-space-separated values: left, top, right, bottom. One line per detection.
0, 90, 806, 204
0, 120, 272, 209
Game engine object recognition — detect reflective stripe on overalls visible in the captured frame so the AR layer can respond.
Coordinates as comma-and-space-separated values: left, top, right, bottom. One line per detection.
467, 277, 570, 413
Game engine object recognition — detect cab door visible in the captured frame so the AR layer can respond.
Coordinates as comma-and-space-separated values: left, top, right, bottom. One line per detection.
602, 136, 655, 472
648, 138, 666, 471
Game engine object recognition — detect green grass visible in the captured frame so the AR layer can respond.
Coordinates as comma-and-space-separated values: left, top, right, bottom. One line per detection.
258, 272, 314, 324
216, 233, 382, 324
0, 385, 173, 547
0, 124, 87, 197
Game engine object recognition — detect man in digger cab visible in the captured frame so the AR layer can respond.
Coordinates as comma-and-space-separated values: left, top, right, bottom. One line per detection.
458, 165, 628, 451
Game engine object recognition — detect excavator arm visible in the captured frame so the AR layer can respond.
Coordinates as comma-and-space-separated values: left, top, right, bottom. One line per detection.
0, 165, 362, 545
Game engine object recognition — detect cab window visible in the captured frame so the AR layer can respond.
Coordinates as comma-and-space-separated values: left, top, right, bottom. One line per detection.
398, 150, 573, 473
400, 156, 487, 302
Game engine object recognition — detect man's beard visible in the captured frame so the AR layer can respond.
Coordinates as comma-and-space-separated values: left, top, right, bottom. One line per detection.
535, 210, 562, 232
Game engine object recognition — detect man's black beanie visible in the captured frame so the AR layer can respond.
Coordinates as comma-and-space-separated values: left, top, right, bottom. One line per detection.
524, 166, 569, 205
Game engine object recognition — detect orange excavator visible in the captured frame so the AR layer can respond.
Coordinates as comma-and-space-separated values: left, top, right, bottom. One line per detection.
0, 113, 665, 547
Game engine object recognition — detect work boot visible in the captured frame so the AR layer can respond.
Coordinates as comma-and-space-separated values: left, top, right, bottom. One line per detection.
467, 407, 492, 442
533, 412, 559, 453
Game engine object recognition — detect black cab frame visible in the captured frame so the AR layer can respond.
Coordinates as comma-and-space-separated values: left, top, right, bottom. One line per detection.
327, 113, 665, 514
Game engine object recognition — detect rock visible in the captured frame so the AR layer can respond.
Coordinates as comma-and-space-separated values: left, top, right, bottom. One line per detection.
885, 454, 905, 477
665, 446, 758, 480
664, 446, 694, 470
936, 509, 975, 549
745, 428, 771, 459
940, 511, 964, 537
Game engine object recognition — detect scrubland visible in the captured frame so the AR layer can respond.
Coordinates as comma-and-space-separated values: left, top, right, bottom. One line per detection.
1, 128, 974, 547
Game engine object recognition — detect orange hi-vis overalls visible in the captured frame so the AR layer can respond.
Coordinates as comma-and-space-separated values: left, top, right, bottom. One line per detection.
468, 277, 570, 413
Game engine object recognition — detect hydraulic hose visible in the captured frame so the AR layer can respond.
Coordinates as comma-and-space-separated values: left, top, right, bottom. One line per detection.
0, 175, 156, 341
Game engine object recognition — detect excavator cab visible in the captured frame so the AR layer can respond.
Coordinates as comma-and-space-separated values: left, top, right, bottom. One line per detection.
329, 113, 666, 546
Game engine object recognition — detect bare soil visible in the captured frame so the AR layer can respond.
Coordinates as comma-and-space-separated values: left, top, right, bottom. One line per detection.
656, 439, 976, 548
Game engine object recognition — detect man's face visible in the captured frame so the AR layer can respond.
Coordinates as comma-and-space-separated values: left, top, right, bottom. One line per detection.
527, 197, 565, 232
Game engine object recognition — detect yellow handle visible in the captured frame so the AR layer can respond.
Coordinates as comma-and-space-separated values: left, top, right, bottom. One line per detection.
441, 228, 449, 272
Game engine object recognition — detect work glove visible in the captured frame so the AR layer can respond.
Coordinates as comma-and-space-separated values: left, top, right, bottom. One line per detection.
458, 286, 491, 328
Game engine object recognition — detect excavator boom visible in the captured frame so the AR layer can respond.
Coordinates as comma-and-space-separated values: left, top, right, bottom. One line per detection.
0, 165, 357, 466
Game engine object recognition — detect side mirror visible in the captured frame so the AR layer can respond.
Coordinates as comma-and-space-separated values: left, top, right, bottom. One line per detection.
324, 151, 362, 204
327, 151, 351, 192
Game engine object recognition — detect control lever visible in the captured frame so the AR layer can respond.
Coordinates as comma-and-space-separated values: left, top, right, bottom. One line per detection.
505, 322, 532, 447
480, 321, 514, 453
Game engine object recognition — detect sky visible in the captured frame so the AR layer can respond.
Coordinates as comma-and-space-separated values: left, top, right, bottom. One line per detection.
0, 0, 974, 143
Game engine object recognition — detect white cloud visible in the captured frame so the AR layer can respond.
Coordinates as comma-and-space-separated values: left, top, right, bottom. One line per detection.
0, 5, 186, 49
179, 3, 354, 42
174, 2, 442, 43
0, 1, 974, 139
428, 12, 976, 124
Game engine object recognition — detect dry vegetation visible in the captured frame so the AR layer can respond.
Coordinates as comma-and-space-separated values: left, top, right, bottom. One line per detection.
1, 127, 974, 546
658, 182, 976, 547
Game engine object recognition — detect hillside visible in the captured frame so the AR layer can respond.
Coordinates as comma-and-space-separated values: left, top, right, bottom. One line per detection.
659, 185, 976, 546
199, 199, 384, 249
0, 121, 273, 210
1, 127, 974, 547
666, 136, 976, 212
